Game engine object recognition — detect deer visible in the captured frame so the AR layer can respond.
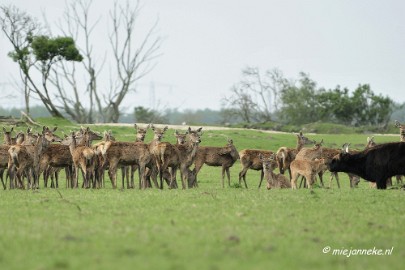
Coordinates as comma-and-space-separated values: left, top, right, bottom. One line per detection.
275, 132, 314, 180
1, 128, 24, 189
290, 158, 328, 189
192, 138, 240, 188
44, 127, 100, 189
1, 129, 26, 189
165, 127, 202, 189
123, 124, 150, 188
98, 125, 160, 189
7, 127, 55, 189
259, 153, 291, 189
62, 128, 96, 188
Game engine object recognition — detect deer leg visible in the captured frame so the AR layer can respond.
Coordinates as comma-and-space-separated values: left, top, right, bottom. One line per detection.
124, 166, 129, 189
335, 173, 340, 189
221, 166, 226, 188
55, 170, 59, 188
239, 167, 249, 188
258, 170, 264, 188
225, 168, 231, 187
74, 166, 80, 188
318, 171, 324, 187
305, 175, 315, 189
180, 166, 187, 189
287, 167, 292, 181
130, 165, 136, 189
108, 165, 117, 189
290, 172, 298, 190
329, 172, 335, 188
299, 176, 307, 188
0, 169, 5, 190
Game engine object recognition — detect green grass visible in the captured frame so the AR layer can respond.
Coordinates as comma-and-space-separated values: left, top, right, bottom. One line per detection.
0, 120, 403, 270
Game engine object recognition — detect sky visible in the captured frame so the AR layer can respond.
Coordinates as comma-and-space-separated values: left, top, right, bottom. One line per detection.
1, 0, 405, 112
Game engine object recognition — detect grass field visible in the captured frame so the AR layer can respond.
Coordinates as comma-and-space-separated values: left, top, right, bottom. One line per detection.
0, 120, 404, 270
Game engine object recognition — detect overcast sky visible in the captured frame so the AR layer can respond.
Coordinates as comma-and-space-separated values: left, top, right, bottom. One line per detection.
1, 0, 404, 112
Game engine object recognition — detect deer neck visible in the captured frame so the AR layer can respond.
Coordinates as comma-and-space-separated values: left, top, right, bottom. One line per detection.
69, 138, 78, 156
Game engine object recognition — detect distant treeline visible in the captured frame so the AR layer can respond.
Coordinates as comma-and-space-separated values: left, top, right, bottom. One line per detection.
2, 104, 405, 130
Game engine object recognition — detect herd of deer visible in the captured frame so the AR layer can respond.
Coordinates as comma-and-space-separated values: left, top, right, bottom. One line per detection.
1, 120, 404, 190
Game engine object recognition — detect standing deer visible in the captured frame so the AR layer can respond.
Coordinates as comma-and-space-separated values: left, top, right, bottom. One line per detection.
7, 127, 55, 189
275, 132, 314, 180
192, 138, 239, 188
1, 128, 24, 189
168, 127, 202, 189
125, 124, 150, 188
290, 158, 328, 189
62, 129, 96, 188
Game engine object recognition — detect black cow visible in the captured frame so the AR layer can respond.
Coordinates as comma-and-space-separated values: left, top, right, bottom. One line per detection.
328, 142, 405, 189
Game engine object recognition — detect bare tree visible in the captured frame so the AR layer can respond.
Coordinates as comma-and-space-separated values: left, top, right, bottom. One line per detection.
50, 0, 104, 123
1, 5, 83, 119
105, 1, 161, 123
0, 5, 40, 116
2, 1, 161, 123
221, 67, 286, 123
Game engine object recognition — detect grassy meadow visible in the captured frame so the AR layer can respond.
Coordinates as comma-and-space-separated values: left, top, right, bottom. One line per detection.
0, 119, 404, 270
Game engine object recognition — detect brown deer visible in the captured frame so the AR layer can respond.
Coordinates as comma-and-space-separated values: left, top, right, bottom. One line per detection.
1, 127, 20, 189
7, 127, 53, 189
239, 142, 281, 189
259, 153, 291, 189
123, 124, 150, 188
192, 138, 239, 188
290, 158, 328, 189
168, 127, 202, 189
62, 129, 96, 188
99, 125, 159, 189
275, 132, 314, 180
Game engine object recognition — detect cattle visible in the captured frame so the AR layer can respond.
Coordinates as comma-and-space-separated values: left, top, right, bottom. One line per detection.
328, 142, 405, 189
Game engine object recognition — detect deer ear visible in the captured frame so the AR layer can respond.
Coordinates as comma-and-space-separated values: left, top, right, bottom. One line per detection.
134, 124, 138, 129
197, 127, 203, 132
52, 127, 58, 132
188, 127, 192, 133
2, 127, 6, 132
175, 130, 179, 135
164, 126, 168, 132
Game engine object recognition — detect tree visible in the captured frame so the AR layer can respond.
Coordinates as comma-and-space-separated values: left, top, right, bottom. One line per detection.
134, 106, 166, 124
316, 86, 354, 125
222, 67, 285, 123
1, 0, 161, 123
350, 84, 394, 127
0, 5, 40, 115
278, 72, 320, 125
1, 5, 83, 119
